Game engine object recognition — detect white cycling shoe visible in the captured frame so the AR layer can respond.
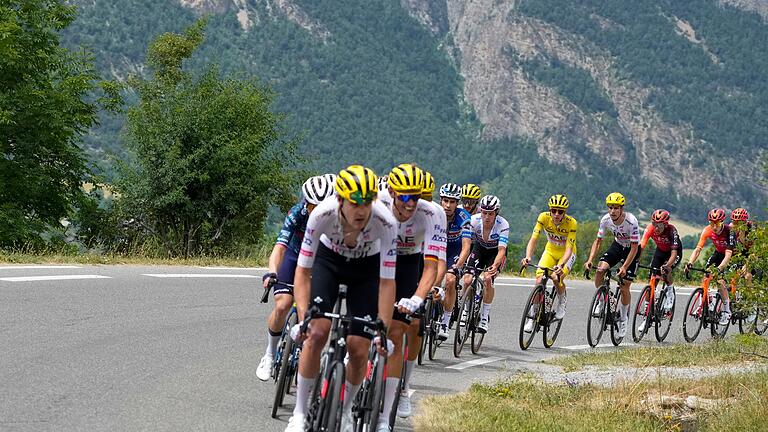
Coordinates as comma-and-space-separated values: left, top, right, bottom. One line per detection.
256, 353, 273, 381
523, 318, 535, 333
284, 415, 305, 432
397, 391, 412, 417
616, 319, 627, 338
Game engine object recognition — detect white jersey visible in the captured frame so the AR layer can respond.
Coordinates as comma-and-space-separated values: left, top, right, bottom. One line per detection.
597, 212, 640, 248
463, 213, 510, 249
297, 197, 398, 279
377, 191, 446, 259
426, 200, 448, 261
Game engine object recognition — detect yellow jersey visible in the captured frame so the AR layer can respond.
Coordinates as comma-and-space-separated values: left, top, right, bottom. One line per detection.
531, 212, 578, 256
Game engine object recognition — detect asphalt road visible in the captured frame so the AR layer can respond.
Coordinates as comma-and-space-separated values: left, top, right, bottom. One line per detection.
1, 264, 704, 432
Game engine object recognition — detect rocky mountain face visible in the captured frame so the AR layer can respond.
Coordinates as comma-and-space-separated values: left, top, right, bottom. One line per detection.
399, 0, 767, 203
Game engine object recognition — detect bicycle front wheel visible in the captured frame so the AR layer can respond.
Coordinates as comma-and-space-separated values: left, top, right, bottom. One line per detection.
519, 285, 544, 350
543, 287, 563, 348
610, 287, 624, 347
453, 288, 474, 357
428, 303, 443, 361
682, 288, 704, 342
418, 299, 431, 365
654, 286, 675, 342
632, 286, 651, 343
271, 336, 295, 418
586, 287, 608, 347
755, 307, 768, 335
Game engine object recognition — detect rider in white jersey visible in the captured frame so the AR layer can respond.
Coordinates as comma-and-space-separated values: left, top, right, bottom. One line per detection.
460, 195, 509, 333
286, 165, 397, 432
377, 164, 445, 426
583, 192, 640, 339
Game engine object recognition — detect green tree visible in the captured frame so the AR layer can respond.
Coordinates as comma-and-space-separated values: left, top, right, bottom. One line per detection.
0, 0, 119, 247
116, 20, 300, 257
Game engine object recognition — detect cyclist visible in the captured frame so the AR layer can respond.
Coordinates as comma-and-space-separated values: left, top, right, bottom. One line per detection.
730, 208, 755, 284
257, 175, 335, 381
638, 209, 682, 317
520, 194, 577, 331
685, 208, 735, 326
435, 183, 472, 340
583, 192, 640, 339
421, 171, 449, 291
377, 164, 445, 425
460, 195, 509, 333
285, 165, 397, 432
460, 183, 482, 214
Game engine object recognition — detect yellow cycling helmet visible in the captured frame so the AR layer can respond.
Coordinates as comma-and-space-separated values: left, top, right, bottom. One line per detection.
388, 163, 424, 194
335, 165, 378, 204
461, 183, 481, 200
422, 171, 435, 199
605, 192, 626, 207
548, 194, 569, 210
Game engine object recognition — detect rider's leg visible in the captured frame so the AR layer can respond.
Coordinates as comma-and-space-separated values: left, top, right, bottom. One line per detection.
294, 319, 332, 418
266, 293, 294, 354
381, 320, 408, 424
442, 272, 457, 325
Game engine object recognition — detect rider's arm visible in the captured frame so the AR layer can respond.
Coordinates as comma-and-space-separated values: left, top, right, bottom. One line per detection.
267, 244, 287, 276
294, 265, 311, 321
585, 237, 602, 268
416, 257, 439, 299
667, 248, 678, 268
525, 215, 543, 262
718, 249, 734, 272
377, 207, 399, 327
294, 204, 327, 320
455, 237, 472, 268
688, 228, 709, 266
559, 219, 577, 267
492, 246, 507, 273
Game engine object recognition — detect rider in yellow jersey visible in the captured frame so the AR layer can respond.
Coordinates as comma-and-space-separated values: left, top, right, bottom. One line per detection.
520, 195, 577, 331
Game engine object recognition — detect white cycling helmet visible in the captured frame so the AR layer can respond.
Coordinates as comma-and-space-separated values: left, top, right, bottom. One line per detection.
302, 175, 335, 205
479, 195, 500, 212
323, 173, 337, 187
439, 183, 461, 200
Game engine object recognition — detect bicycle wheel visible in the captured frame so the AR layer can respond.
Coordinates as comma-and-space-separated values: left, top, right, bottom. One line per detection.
754, 307, 768, 335
354, 346, 385, 432
471, 315, 486, 354
418, 299, 431, 365
586, 287, 608, 348
271, 336, 295, 418
682, 288, 704, 342
543, 287, 563, 348
307, 358, 328, 431
428, 303, 442, 361
654, 286, 675, 342
519, 285, 544, 350
610, 287, 624, 347
453, 287, 474, 357
389, 363, 407, 428
470, 280, 485, 354
711, 295, 730, 339
632, 286, 651, 343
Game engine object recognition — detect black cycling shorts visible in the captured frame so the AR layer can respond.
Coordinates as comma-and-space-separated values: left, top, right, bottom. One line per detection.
466, 244, 505, 281
309, 243, 380, 339
706, 251, 727, 269
650, 248, 682, 272
393, 253, 422, 324
599, 241, 641, 281
274, 248, 298, 296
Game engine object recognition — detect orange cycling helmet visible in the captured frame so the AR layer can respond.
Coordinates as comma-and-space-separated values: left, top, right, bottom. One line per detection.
651, 209, 670, 224
707, 208, 726, 223
731, 208, 749, 222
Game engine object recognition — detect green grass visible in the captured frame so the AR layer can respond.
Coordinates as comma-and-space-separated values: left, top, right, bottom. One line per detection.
0, 249, 269, 267
415, 367, 768, 432
548, 334, 768, 372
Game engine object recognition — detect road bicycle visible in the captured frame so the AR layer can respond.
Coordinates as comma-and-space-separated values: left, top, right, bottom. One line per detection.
585, 268, 626, 347
453, 260, 490, 357
632, 264, 676, 343
682, 267, 730, 342
518, 264, 564, 350
418, 287, 445, 363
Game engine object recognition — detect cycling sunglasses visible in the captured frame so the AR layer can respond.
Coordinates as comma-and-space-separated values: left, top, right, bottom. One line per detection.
550, 208, 565, 215
348, 190, 376, 205
395, 192, 420, 203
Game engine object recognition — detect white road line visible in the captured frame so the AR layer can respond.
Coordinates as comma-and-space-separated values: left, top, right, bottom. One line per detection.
195, 266, 267, 271
143, 274, 259, 278
446, 356, 504, 370
407, 389, 415, 397
561, 343, 636, 350
0, 275, 111, 282
0, 265, 82, 270
493, 283, 530, 288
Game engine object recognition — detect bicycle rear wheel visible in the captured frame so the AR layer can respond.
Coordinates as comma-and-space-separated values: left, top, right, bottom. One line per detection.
711, 295, 730, 339
428, 303, 442, 361
542, 287, 562, 348
586, 287, 608, 348
418, 299, 431, 365
470, 280, 485, 354
271, 336, 295, 418
519, 285, 544, 350
654, 286, 675, 342
682, 288, 704, 342
453, 288, 474, 357
632, 286, 651, 343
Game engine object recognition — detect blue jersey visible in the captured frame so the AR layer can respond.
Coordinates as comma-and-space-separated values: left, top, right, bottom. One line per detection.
446, 208, 472, 258
276, 202, 309, 254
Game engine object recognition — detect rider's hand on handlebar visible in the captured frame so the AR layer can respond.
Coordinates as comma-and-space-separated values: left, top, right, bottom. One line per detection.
520, 257, 531, 268
373, 336, 395, 357
617, 266, 628, 279
661, 264, 670, 275
431, 286, 446, 301
397, 295, 424, 314
262, 272, 277, 289
552, 265, 564, 277
583, 262, 593, 272
290, 322, 310, 343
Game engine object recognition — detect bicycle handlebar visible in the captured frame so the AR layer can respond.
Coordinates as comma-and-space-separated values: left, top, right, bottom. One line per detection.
299, 304, 387, 339
260, 278, 295, 303
583, 268, 624, 285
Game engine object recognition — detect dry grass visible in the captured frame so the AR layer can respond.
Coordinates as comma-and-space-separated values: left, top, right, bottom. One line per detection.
0, 250, 268, 267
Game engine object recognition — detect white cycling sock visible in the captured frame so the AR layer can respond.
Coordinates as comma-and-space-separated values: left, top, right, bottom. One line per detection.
723, 300, 731, 313
481, 303, 492, 319
293, 373, 315, 417
266, 329, 281, 356
441, 311, 452, 325
380, 377, 400, 424
403, 360, 415, 393
620, 303, 629, 321
343, 380, 361, 414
